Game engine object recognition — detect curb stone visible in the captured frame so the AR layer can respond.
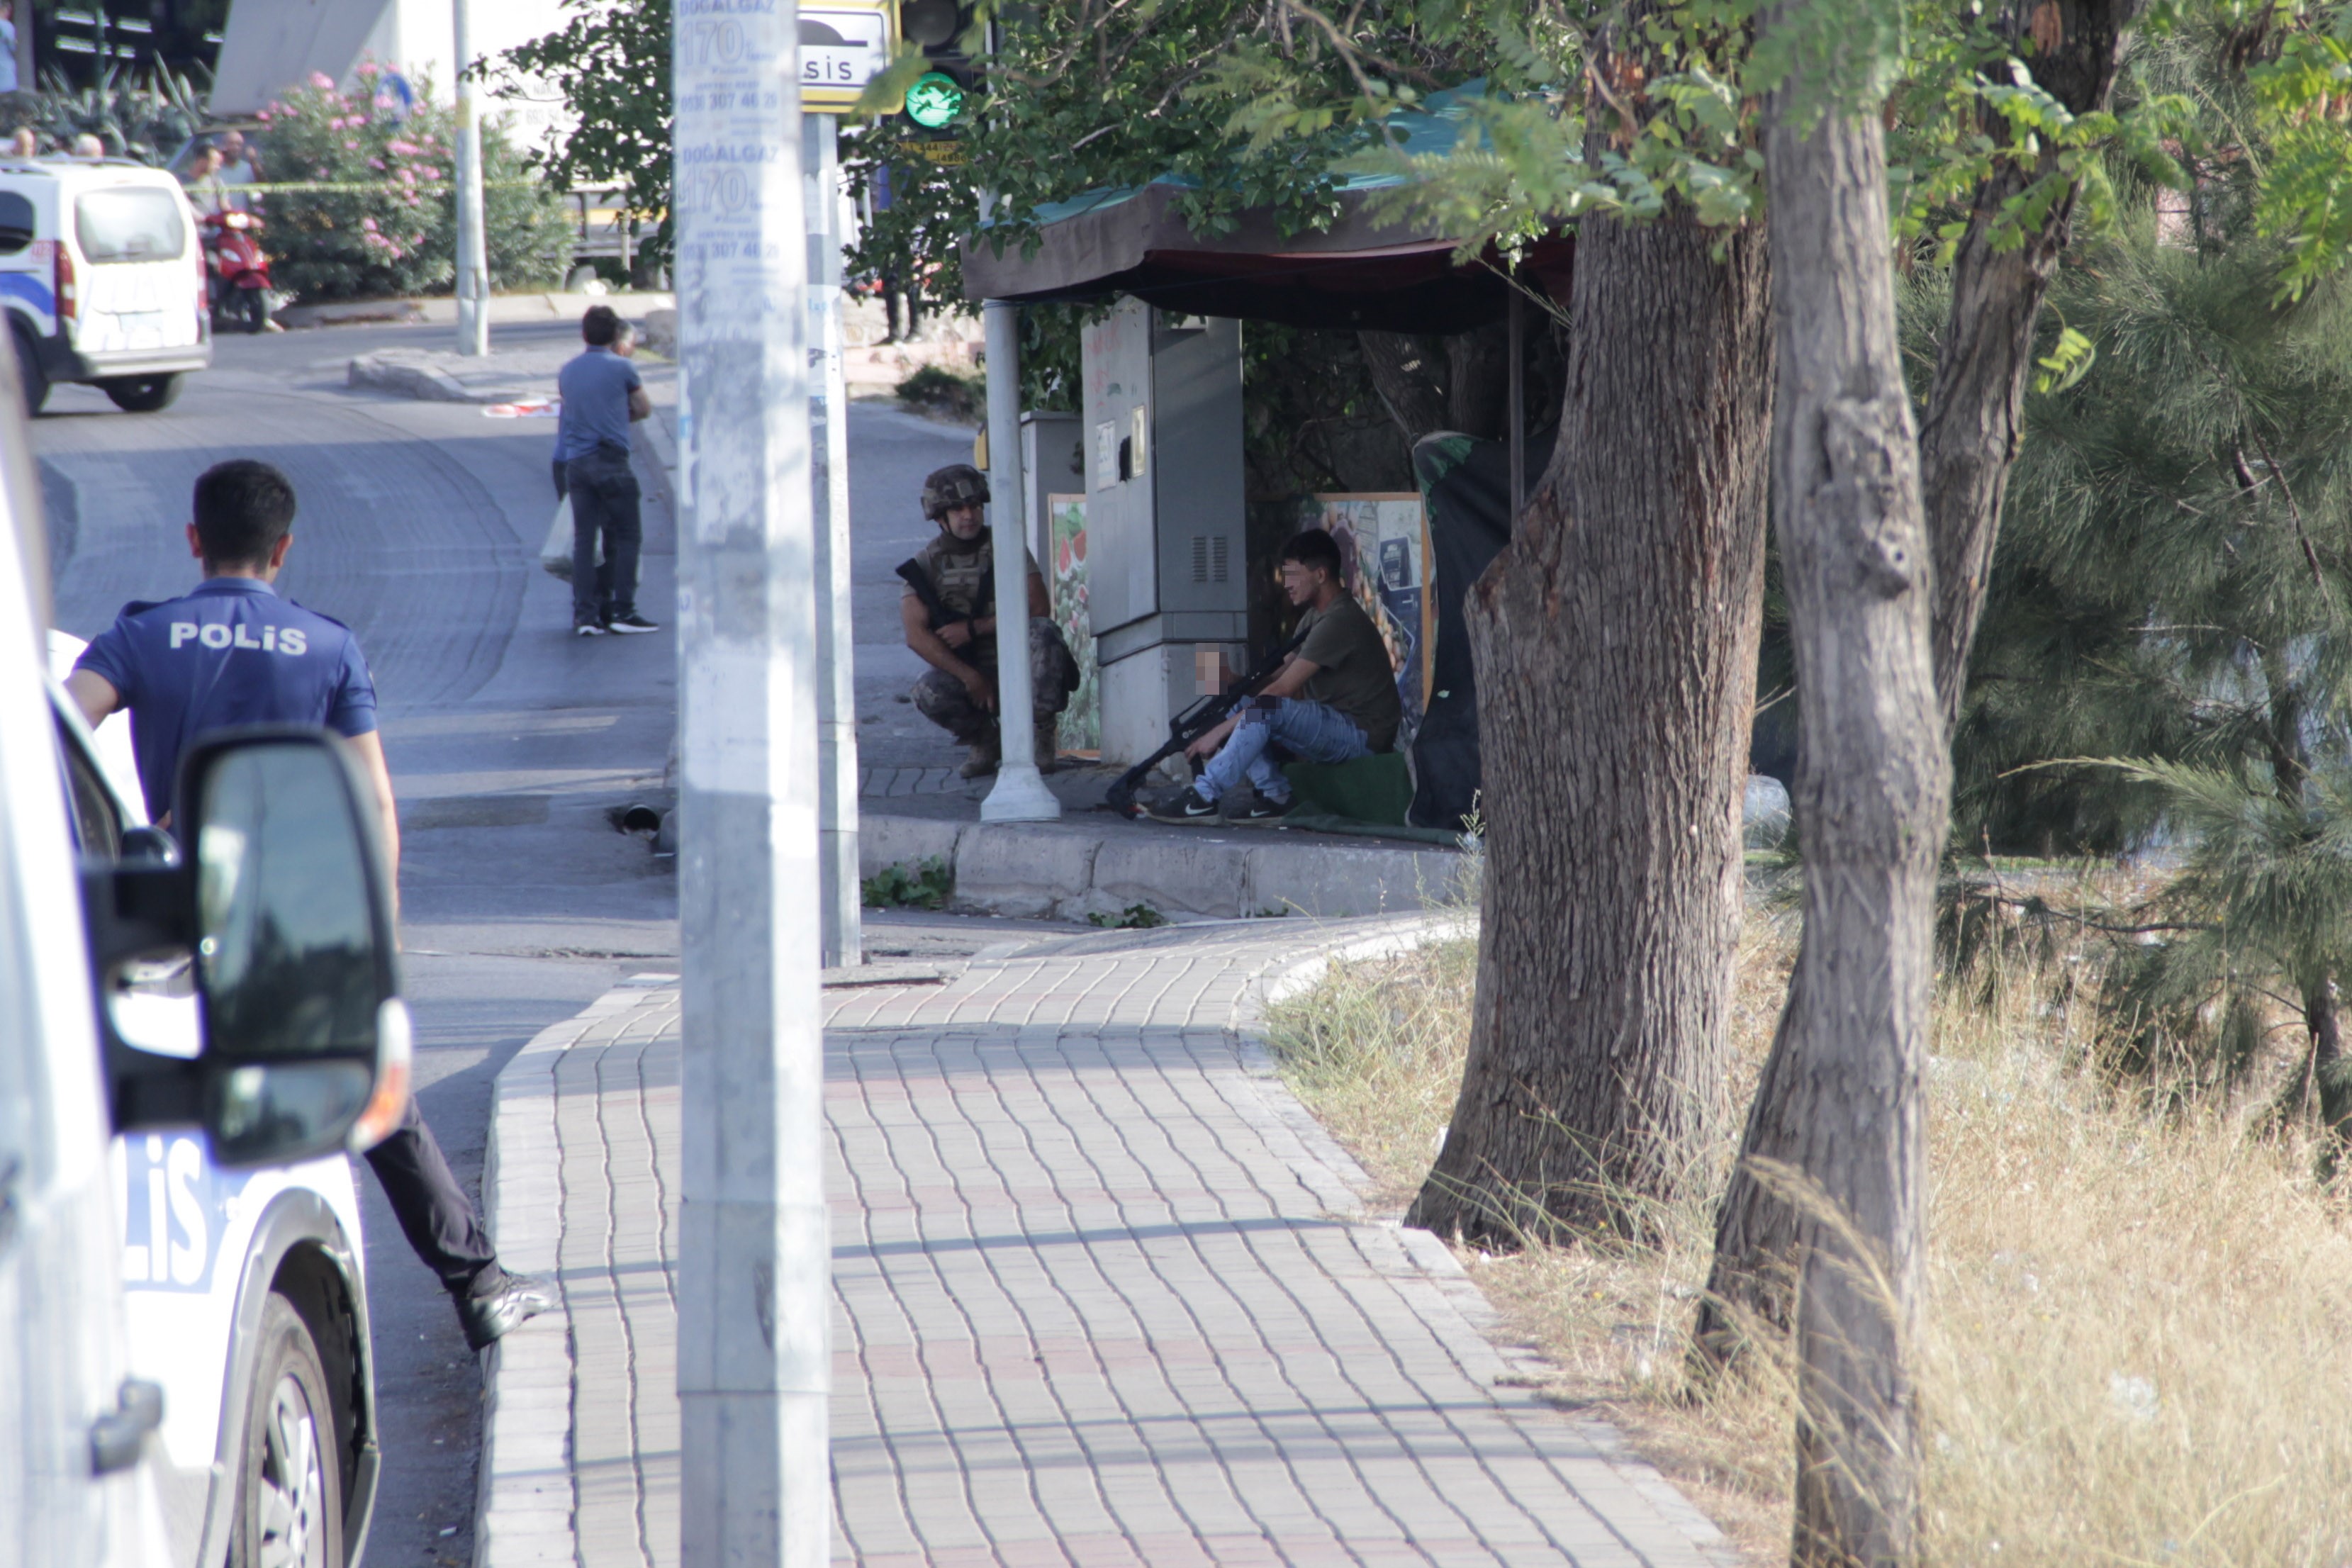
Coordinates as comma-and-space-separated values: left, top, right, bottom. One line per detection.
474, 975, 679, 1568
347, 350, 493, 403
863, 812, 1470, 922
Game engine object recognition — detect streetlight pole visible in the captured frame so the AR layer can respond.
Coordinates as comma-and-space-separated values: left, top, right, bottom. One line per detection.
672, 0, 827, 1562
806, 112, 862, 966
980, 297, 1059, 821
452, 0, 489, 357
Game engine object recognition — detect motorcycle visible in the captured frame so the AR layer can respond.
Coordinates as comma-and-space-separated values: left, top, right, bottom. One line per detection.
198, 208, 273, 333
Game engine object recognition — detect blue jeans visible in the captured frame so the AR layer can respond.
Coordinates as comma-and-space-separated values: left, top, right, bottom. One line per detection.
1197, 698, 1372, 802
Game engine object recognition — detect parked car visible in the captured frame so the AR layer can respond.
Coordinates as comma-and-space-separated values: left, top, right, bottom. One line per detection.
3, 484, 405, 1564
45, 632, 387, 1568
0, 155, 212, 416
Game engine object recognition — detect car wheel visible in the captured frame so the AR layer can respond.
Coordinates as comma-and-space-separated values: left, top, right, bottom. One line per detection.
99, 374, 184, 413
228, 1294, 345, 1568
11, 326, 47, 416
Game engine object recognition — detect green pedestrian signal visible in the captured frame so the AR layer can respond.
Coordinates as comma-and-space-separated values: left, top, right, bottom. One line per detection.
905, 70, 965, 130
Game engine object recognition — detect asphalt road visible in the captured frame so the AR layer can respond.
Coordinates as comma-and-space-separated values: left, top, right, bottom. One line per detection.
38, 315, 1028, 1567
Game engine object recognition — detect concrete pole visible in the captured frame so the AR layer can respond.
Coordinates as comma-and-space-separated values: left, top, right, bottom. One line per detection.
806, 113, 861, 966
451, 0, 489, 357
980, 298, 1060, 821
671, 1, 827, 1562
14, 1, 33, 96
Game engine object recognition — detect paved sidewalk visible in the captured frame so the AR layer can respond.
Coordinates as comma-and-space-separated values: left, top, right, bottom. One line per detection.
476, 919, 1736, 1567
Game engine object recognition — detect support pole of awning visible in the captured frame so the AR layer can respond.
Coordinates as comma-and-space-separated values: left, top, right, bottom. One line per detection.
1507, 284, 1525, 525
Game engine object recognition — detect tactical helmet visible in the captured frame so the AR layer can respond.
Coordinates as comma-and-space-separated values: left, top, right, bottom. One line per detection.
921, 464, 990, 521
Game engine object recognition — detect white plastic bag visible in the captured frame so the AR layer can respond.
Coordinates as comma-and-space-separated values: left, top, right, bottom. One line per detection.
540, 495, 602, 581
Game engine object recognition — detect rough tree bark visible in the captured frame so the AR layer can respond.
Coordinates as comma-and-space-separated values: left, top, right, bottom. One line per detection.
1697, 0, 2138, 1354
1407, 196, 1774, 1241
1358, 323, 1509, 444
1754, 68, 1944, 1567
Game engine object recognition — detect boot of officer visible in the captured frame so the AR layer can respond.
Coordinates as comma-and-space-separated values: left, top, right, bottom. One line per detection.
898, 463, 1077, 778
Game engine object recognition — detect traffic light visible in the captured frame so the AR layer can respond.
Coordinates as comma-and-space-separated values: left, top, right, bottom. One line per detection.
897, 0, 982, 132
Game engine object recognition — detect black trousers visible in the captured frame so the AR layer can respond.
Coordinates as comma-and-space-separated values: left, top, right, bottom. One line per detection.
363, 1096, 503, 1300
564, 446, 644, 625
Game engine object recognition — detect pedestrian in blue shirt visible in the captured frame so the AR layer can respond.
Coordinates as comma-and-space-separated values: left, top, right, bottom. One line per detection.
66, 459, 554, 1351
554, 303, 656, 636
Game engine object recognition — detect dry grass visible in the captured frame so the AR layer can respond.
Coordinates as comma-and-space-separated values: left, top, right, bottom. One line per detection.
1264, 907, 2352, 1567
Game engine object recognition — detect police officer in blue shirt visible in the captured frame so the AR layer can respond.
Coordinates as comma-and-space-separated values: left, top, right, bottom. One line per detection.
67, 459, 554, 1352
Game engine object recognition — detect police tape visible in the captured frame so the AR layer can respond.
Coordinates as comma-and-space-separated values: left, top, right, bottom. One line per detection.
201, 178, 551, 196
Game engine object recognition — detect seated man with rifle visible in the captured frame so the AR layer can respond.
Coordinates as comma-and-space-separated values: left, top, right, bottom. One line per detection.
899, 464, 1079, 778
1149, 527, 1401, 824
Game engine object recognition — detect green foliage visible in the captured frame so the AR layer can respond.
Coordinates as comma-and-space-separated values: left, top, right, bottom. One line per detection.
494, 0, 673, 267
861, 857, 954, 909
1088, 902, 1168, 929
0, 67, 207, 162
895, 362, 986, 420
254, 69, 570, 303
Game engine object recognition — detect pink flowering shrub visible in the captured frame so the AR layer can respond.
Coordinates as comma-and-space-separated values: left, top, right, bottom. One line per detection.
254, 65, 569, 302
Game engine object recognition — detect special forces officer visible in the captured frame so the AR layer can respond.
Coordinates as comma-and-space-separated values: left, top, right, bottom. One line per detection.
65, 459, 554, 1353
898, 463, 1078, 778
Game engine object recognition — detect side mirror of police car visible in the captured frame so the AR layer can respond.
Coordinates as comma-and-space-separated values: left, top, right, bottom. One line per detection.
82, 727, 411, 1167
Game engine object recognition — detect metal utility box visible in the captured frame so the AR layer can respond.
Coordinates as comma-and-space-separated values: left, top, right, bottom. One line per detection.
1020, 410, 1084, 566
1080, 298, 1248, 767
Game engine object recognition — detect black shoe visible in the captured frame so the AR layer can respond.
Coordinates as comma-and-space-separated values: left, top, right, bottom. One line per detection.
573, 620, 607, 637
1147, 785, 1221, 824
606, 612, 661, 634
458, 1273, 555, 1351
1233, 793, 1295, 823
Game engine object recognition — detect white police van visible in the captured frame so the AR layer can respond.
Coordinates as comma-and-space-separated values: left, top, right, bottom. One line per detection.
47, 632, 385, 1568
0, 157, 211, 416
4, 458, 403, 1564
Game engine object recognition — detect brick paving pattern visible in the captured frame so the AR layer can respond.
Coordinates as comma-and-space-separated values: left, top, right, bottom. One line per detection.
478, 922, 1734, 1567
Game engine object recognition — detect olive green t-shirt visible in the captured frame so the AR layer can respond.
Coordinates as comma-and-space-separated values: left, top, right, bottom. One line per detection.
1295, 595, 1402, 752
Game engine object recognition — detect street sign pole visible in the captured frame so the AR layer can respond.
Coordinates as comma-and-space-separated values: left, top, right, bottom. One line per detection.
673, 0, 827, 1562
452, 0, 489, 357
806, 112, 862, 967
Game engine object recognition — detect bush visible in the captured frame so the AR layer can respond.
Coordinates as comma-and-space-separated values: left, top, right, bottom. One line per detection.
895, 363, 984, 421
861, 857, 952, 909
253, 66, 571, 303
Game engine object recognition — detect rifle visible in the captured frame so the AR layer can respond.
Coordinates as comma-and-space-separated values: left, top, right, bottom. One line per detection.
895, 556, 994, 643
1106, 627, 1311, 819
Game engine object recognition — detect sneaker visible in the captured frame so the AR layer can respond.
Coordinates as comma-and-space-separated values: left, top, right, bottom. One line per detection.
457, 1272, 555, 1352
605, 612, 661, 634
1232, 793, 1295, 824
1147, 785, 1222, 824
573, 620, 607, 637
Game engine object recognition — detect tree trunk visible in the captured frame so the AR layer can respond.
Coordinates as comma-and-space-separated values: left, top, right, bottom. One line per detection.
1698, 0, 2137, 1354
1407, 203, 1773, 1244
1445, 321, 1509, 441
1357, 331, 1450, 444
1753, 77, 1944, 1568
2309, 978, 2352, 1179
1923, 0, 2136, 728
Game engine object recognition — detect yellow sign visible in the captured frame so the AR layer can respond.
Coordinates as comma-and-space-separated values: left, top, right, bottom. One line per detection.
911, 139, 970, 166
800, 2, 901, 113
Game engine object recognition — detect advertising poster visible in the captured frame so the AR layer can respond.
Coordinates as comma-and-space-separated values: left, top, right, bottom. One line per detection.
1304, 494, 1433, 741
1048, 495, 1099, 754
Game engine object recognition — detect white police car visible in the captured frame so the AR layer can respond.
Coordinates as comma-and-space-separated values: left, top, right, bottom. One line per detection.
47, 632, 384, 1568
0, 157, 211, 416
4, 508, 403, 1563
